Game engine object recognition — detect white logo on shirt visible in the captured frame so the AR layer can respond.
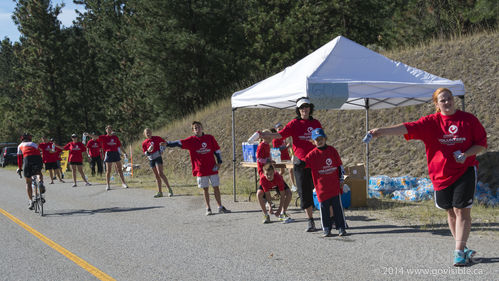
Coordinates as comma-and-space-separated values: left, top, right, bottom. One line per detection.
325, 158, 332, 166
307, 127, 313, 133
448, 125, 458, 135
202, 142, 207, 148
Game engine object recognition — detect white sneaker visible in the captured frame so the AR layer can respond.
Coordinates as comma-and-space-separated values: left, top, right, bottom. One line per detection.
72, 184, 77, 188
85, 182, 92, 186
122, 183, 128, 189
106, 185, 111, 191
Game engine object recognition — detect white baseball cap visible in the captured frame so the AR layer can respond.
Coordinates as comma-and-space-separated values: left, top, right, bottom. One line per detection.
296, 98, 311, 108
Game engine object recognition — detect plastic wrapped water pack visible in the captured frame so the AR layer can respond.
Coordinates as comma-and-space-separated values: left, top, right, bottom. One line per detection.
475, 181, 498, 206
369, 176, 497, 206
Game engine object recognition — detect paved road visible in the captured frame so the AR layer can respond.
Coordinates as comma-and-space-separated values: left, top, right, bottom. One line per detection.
0, 168, 497, 281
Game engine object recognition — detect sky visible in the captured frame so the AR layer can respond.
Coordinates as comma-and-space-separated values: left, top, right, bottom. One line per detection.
0, 0, 83, 42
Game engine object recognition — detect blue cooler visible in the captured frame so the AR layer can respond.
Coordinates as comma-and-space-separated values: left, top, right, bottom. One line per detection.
242, 142, 258, 162
313, 189, 351, 210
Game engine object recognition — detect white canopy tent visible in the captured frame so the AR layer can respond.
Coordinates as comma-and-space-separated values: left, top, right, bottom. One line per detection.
230, 35, 465, 201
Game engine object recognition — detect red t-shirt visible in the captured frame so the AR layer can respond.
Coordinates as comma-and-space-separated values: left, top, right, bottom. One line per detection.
404, 110, 487, 191
86, 139, 102, 158
142, 136, 166, 154
304, 146, 343, 202
64, 142, 86, 163
17, 142, 41, 169
272, 138, 291, 161
256, 142, 271, 176
181, 134, 220, 177
39, 142, 60, 163
98, 135, 121, 152
279, 118, 322, 160
259, 172, 285, 192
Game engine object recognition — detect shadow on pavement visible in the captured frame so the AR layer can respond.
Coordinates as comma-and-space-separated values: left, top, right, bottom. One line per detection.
45, 206, 164, 217
348, 222, 498, 236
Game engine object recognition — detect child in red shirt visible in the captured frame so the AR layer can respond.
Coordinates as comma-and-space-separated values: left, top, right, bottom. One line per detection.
297, 128, 347, 237
256, 129, 272, 176
258, 163, 293, 224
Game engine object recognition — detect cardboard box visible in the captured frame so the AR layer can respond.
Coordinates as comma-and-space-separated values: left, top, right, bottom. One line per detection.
345, 176, 367, 207
242, 142, 258, 162
344, 163, 366, 179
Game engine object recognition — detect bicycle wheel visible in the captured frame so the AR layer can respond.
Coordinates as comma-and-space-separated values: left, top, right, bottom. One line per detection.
39, 195, 44, 216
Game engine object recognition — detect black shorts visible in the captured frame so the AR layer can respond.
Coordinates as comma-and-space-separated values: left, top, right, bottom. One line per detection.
45, 162, 58, 170
435, 166, 476, 209
149, 156, 164, 168
70, 162, 82, 165
294, 163, 315, 209
23, 155, 43, 178
258, 182, 290, 195
104, 151, 121, 163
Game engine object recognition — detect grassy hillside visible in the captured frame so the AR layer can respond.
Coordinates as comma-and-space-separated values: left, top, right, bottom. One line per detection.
131, 30, 498, 195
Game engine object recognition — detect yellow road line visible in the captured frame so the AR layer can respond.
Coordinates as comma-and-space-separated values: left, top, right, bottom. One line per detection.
0, 208, 115, 281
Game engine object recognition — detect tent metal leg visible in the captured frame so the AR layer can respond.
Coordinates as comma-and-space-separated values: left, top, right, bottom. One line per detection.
365, 98, 370, 202
232, 108, 237, 202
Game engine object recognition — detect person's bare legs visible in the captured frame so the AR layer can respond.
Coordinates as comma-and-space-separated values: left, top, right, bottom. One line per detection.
453, 207, 472, 251
447, 208, 457, 239
71, 164, 77, 185
105, 162, 113, 186
203, 187, 211, 209
48, 169, 54, 184
213, 186, 222, 207
77, 165, 89, 184
115, 161, 127, 187
155, 163, 172, 194
151, 167, 162, 193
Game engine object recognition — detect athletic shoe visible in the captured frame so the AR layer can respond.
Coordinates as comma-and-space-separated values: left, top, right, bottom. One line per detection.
122, 184, 129, 188
262, 214, 271, 224
106, 185, 111, 191
72, 184, 77, 188
49, 182, 54, 184
338, 228, 347, 237
206, 208, 213, 216
218, 206, 231, 214
322, 229, 332, 237
464, 247, 476, 264
28, 200, 34, 210
85, 182, 92, 186
154, 192, 163, 198
306, 219, 316, 232
167, 188, 173, 197
39, 182, 46, 194
59, 180, 65, 183
453, 250, 467, 266
279, 213, 293, 223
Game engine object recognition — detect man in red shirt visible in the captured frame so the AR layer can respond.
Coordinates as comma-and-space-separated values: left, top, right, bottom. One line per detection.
86, 133, 103, 177
17, 133, 45, 210
166, 121, 230, 216
39, 136, 64, 184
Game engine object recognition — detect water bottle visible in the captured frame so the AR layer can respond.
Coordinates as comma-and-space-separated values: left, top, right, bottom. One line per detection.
82, 133, 87, 144
51, 143, 56, 152
454, 150, 465, 161
149, 142, 154, 152
247, 131, 260, 143
362, 132, 373, 144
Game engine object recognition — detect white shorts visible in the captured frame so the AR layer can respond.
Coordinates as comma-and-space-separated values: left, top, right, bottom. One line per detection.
197, 174, 220, 188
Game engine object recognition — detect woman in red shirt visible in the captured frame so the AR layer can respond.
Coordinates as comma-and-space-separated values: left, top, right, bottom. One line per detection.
56, 134, 91, 187
369, 88, 487, 266
260, 97, 322, 232
142, 128, 173, 198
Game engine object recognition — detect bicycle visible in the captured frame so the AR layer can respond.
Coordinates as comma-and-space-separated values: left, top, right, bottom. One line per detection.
18, 170, 45, 216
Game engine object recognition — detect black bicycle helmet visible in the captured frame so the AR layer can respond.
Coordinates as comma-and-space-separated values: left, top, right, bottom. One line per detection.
21, 133, 32, 141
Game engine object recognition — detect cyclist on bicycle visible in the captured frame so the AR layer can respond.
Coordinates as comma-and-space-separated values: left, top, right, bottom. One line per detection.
16, 133, 45, 210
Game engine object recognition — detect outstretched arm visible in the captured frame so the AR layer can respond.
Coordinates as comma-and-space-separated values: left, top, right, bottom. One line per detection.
369, 123, 408, 138
165, 140, 182, 148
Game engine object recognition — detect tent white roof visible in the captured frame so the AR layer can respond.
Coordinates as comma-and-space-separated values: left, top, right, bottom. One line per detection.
231, 36, 465, 110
